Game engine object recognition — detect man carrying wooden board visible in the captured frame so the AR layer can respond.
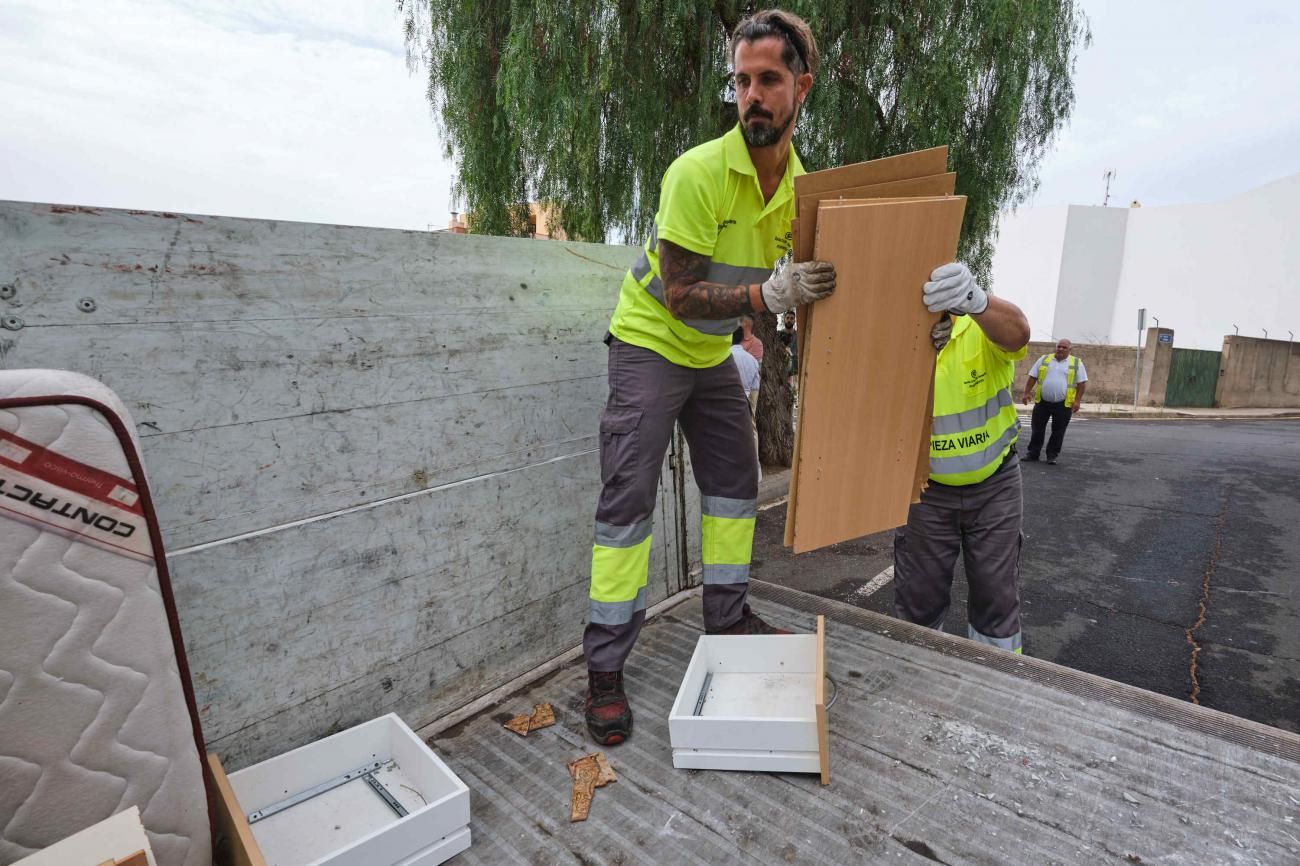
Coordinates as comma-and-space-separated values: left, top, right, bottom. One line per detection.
895, 269, 1032, 651
582, 9, 839, 746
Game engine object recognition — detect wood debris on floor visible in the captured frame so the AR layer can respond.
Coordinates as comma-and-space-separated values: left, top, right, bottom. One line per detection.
567, 752, 617, 822
502, 702, 556, 736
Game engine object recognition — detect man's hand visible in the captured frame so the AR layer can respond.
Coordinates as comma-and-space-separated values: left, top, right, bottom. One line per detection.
930, 315, 952, 351
923, 262, 988, 316
1071, 401, 1082, 414
761, 260, 836, 314
1023, 392, 1033, 406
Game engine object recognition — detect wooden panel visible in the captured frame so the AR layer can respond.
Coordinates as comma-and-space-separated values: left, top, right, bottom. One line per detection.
787, 197, 965, 553
794, 172, 957, 262
793, 146, 948, 199
430, 591, 1300, 865
0, 199, 704, 767
207, 752, 268, 866
815, 615, 828, 786
180, 451, 681, 767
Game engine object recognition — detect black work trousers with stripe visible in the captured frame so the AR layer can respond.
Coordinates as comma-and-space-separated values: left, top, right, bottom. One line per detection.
1027, 399, 1072, 460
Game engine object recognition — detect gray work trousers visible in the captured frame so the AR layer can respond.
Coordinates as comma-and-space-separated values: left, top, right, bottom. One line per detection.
584, 337, 758, 671
893, 450, 1024, 651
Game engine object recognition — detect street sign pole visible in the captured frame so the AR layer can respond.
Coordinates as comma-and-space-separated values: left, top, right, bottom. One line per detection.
1135, 308, 1146, 407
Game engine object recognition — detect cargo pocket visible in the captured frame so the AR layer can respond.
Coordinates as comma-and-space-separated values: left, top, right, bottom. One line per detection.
599, 407, 643, 488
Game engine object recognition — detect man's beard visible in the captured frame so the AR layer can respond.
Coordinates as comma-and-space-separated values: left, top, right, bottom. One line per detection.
741, 104, 794, 147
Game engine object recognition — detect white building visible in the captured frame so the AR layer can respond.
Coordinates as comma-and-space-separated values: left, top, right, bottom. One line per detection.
991, 172, 1300, 350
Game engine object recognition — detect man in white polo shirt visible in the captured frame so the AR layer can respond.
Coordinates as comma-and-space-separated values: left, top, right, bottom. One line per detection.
1022, 339, 1088, 464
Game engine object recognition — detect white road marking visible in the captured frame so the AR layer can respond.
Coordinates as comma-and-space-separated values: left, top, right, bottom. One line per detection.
853, 565, 894, 599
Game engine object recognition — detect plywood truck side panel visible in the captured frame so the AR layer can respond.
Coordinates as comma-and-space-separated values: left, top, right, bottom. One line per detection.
788, 197, 965, 553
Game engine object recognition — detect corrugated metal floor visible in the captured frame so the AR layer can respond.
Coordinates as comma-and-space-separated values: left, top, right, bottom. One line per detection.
429, 582, 1300, 865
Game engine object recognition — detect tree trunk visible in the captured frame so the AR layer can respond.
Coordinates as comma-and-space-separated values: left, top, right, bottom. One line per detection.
753, 310, 795, 467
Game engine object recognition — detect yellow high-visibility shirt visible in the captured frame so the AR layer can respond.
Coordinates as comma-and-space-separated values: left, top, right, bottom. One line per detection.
929, 315, 1027, 485
609, 124, 803, 368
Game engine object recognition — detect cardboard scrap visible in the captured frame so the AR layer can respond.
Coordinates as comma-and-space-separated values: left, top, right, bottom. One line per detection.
567, 752, 617, 822
503, 702, 556, 736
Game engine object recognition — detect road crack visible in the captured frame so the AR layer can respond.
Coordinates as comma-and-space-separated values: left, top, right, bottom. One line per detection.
1185, 493, 1229, 704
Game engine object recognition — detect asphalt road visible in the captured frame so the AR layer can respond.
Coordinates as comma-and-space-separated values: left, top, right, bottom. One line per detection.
752, 417, 1300, 733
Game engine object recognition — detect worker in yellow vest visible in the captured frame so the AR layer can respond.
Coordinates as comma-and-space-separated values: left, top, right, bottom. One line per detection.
1023, 339, 1088, 464
893, 269, 1032, 653
583, 10, 840, 746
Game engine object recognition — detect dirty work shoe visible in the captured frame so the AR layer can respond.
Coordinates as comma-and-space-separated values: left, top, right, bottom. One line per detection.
1047, 456, 1058, 465
1024, 454, 1040, 462
585, 670, 632, 745
706, 604, 793, 636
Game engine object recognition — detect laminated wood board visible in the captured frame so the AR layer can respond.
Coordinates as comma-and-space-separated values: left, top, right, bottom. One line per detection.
786, 196, 966, 553
793, 172, 957, 263
783, 148, 947, 546
815, 615, 829, 786
784, 190, 954, 546
793, 145, 948, 199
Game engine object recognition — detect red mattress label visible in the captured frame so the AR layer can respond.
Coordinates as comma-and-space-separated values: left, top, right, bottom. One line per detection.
0, 428, 153, 563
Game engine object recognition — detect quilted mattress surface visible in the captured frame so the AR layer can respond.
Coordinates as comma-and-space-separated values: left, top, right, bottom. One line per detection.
0, 369, 211, 866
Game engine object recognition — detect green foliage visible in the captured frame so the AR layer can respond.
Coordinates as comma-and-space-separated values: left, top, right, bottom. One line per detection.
399, 0, 1089, 273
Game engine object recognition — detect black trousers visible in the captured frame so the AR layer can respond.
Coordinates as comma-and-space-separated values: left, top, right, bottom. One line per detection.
1028, 400, 1072, 459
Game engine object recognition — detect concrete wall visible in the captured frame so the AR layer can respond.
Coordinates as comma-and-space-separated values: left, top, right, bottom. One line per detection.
0, 200, 699, 768
989, 205, 1068, 343
1014, 341, 1140, 405
1053, 206, 1129, 344
992, 173, 1300, 352
1112, 174, 1300, 352
1138, 328, 1176, 407
1215, 335, 1300, 409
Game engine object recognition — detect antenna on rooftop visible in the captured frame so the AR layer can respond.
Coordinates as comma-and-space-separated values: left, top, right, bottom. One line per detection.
1102, 169, 1117, 206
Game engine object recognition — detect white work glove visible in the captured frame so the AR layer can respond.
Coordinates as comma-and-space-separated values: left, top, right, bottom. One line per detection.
760, 259, 836, 314
930, 315, 952, 351
923, 262, 988, 316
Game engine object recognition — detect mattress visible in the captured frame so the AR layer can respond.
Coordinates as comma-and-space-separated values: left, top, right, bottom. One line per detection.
0, 369, 212, 866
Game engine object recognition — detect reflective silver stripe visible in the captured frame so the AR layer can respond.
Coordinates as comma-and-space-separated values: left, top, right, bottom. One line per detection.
968, 624, 1022, 653
588, 587, 648, 625
630, 251, 652, 282
705, 262, 772, 286
701, 495, 757, 520
929, 423, 1019, 476
594, 518, 653, 549
646, 275, 667, 304
932, 390, 1014, 435
702, 563, 749, 585
631, 223, 660, 282
683, 315, 740, 336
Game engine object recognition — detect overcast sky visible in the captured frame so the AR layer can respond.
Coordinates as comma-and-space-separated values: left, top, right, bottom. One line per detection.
2, 0, 1298, 231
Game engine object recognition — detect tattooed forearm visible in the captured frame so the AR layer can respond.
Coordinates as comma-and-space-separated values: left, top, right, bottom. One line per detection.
659, 239, 757, 320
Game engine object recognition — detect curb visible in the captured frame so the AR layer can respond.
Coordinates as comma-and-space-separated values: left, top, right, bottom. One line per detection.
1089, 412, 1300, 422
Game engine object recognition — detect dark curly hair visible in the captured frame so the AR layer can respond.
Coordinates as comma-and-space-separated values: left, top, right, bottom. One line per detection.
731, 9, 819, 78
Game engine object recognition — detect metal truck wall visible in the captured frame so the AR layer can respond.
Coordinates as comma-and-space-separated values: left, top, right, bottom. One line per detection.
0, 201, 701, 768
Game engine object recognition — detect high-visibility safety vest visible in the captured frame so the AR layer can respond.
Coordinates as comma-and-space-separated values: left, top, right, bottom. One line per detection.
1034, 354, 1080, 405
608, 124, 803, 368
929, 316, 1027, 486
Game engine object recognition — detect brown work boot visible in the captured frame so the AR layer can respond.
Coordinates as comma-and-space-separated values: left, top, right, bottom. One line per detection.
585, 670, 633, 745
706, 604, 793, 635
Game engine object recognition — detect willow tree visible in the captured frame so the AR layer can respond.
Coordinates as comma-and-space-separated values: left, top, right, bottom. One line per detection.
399, 0, 1089, 463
